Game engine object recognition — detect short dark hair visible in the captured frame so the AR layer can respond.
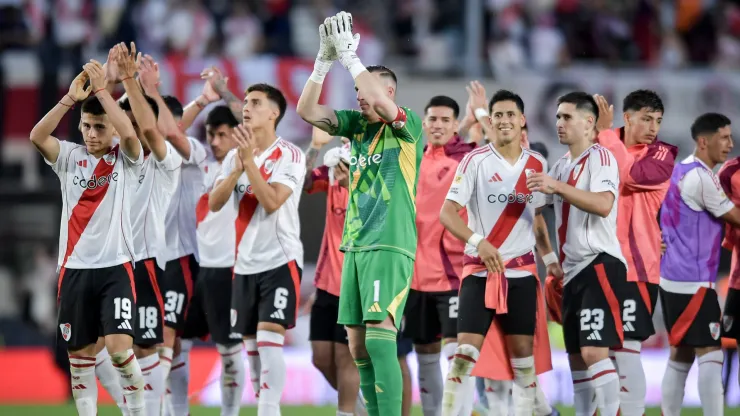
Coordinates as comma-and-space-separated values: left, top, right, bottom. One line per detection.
557, 92, 599, 120
118, 95, 160, 118
366, 65, 398, 85
205, 105, 239, 128
246, 83, 287, 128
162, 95, 183, 118
489, 89, 524, 114
529, 141, 549, 159
424, 96, 459, 118
623, 90, 664, 114
81, 97, 106, 115
691, 113, 731, 141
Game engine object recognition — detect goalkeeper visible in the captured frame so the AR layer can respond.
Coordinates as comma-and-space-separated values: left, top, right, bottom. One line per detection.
297, 11, 423, 416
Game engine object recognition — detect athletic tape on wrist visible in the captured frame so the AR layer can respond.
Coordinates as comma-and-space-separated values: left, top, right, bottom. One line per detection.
310, 60, 333, 84
542, 252, 559, 266
474, 108, 489, 121
467, 233, 484, 248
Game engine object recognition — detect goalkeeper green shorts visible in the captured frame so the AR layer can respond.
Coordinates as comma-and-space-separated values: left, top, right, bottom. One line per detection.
337, 250, 413, 329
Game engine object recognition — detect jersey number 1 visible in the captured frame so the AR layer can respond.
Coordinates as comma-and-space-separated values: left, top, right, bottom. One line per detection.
114, 297, 132, 320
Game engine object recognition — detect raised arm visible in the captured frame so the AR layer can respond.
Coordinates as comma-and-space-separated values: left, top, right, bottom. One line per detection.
30, 71, 91, 163
330, 13, 399, 122
296, 22, 340, 134
119, 49, 168, 161
203, 67, 243, 123
84, 59, 139, 159
304, 127, 335, 191
180, 67, 224, 131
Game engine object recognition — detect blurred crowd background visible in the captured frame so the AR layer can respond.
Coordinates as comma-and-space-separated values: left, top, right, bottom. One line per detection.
3, 0, 740, 404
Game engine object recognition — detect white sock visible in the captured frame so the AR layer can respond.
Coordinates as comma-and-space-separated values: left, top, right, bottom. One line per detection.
244, 338, 262, 398
337, 412, 353, 416
698, 350, 724, 416
417, 352, 443, 416
511, 356, 536, 416
95, 348, 127, 413
572, 370, 597, 416
661, 360, 691, 416
533, 382, 553, 416
484, 379, 512, 416
169, 348, 191, 415
588, 359, 620, 416
70, 355, 98, 416
441, 344, 479, 416
355, 391, 367, 416
614, 340, 646, 416
159, 346, 174, 381
441, 342, 457, 366
217, 343, 246, 416
257, 330, 286, 416
459, 376, 476, 415
138, 352, 165, 416
110, 349, 146, 415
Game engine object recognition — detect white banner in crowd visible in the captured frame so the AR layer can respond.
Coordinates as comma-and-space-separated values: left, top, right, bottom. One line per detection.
196, 348, 740, 407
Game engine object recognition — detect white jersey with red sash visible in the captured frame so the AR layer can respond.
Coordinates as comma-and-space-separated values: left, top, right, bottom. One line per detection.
46, 140, 143, 269
217, 138, 306, 275
548, 144, 625, 284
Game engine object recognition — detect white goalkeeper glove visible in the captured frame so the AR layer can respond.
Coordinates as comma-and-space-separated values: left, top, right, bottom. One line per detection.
309, 21, 337, 84
328, 12, 365, 79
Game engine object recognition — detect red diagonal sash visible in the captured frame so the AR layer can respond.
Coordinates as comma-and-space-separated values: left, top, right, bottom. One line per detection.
63, 145, 119, 266
558, 155, 590, 264
234, 147, 283, 256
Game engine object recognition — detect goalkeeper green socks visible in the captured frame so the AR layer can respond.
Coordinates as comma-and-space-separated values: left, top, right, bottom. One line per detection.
355, 357, 378, 416
365, 327, 402, 416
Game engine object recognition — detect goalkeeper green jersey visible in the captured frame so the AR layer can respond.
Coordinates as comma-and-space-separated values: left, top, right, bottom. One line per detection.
333, 107, 424, 259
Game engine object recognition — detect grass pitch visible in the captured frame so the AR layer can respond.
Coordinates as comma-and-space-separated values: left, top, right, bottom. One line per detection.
0, 405, 733, 415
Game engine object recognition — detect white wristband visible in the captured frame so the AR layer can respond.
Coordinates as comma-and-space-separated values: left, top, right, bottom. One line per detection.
467, 233, 485, 248
542, 252, 558, 266
309, 60, 333, 84
474, 108, 489, 121
338, 52, 366, 79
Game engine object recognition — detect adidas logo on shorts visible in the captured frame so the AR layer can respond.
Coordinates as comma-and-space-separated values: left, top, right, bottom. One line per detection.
586, 330, 602, 341
141, 328, 157, 339
367, 302, 382, 313
165, 312, 177, 323
270, 309, 285, 320
117, 320, 132, 330
623, 322, 636, 332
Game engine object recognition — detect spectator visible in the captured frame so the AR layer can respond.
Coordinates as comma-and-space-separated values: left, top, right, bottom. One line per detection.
222, 2, 263, 60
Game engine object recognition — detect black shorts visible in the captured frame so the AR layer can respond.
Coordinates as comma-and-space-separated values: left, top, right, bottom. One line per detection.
132, 259, 165, 346
397, 332, 413, 357
457, 274, 537, 337
661, 287, 722, 347
309, 289, 347, 344
57, 263, 136, 350
198, 267, 237, 345
403, 289, 458, 344
231, 261, 302, 336
182, 270, 209, 340
723, 288, 740, 340
614, 281, 659, 342
160, 254, 199, 332
562, 254, 625, 355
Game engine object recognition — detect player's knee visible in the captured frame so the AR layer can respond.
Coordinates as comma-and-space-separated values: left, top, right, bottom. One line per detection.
579, 346, 609, 366
506, 335, 534, 358
311, 347, 334, 375
133, 344, 157, 359
456, 332, 484, 350
333, 344, 355, 369
669, 346, 695, 363
69, 343, 97, 357
104, 333, 133, 355
414, 341, 441, 354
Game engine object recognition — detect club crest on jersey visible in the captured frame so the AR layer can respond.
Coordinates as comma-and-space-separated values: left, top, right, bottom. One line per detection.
263, 159, 275, 174
709, 322, 720, 340
230, 309, 237, 327
60, 323, 71, 341
724, 315, 734, 332
103, 151, 117, 166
